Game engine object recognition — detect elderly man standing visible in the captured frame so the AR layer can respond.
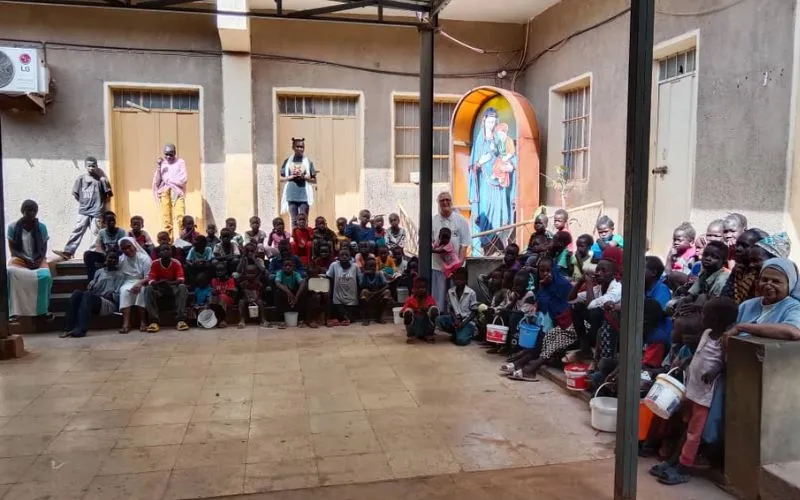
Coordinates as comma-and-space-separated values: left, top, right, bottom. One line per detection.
152, 143, 188, 240
431, 191, 471, 308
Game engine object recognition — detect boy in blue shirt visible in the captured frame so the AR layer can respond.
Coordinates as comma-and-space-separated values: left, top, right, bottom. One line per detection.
274, 258, 307, 327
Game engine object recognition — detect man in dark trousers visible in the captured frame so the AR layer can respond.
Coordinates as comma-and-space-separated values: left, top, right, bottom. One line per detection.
54, 156, 113, 260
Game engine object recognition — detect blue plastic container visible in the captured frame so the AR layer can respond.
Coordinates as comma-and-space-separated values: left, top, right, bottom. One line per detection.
518, 321, 541, 349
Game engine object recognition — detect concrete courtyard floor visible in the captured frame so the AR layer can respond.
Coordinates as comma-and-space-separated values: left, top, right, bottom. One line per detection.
0, 323, 731, 500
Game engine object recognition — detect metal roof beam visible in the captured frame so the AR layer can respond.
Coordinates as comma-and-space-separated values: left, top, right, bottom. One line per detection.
286, 0, 376, 18
136, 0, 202, 7
428, 0, 449, 16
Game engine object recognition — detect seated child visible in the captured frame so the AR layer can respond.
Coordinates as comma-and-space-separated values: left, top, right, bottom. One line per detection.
306, 242, 333, 327
401, 277, 439, 344
238, 241, 267, 280
245, 216, 267, 246
145, 244, 189, 332
436, 267, 478, 346
359, 256, 392, 325
326, 247, 360, 326
375, 245, 397, 281
309, 241, 335, 275
177, 215, 201, 247
335, 217, 352, 249
550, 231, 581, 282
432, 227, 461, 278
656, 297, 737, 486
569, 247, 622, 360
354, 240, 375, 269
522, 214, 552, 260
84, 210, 126, 281
344, 209, 376, 244
591, 215, 624, 260
226, 217, 245, 248
151, 231, 182, 261
679, 241, 730, 303
274, 258, 308, 328
185, 235, 214, 287
475, 269, 507, 343
291, 213, 314, 266
210, 261, 236, 328
61, 250, 125, 338
213, 228, 241, 274
267, 217, 290, 254
267, 239, 304, 279
523, 234, 550, 269
206, 223, 220, 248
386, 213, 406, 249
237, 263, 268, 328
373, 215, 387, 247
666, 222, 697, 275
189, 272, 213, 322
312, 216, 337, 258
575, 234, 595, 274
128, 215, 154, 255
488, 271, 537, 355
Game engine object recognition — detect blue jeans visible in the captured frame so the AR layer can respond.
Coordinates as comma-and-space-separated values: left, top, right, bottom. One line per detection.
288, 201, 309, 228
64, 290, 102, 337
436, 314, 477, 346
405, 310, 438, 339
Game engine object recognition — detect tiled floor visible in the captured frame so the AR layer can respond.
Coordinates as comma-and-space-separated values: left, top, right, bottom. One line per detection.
0, 324, 721, 500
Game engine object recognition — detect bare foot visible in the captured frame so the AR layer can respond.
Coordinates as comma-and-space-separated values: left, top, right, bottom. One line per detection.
218, 321, 228, 328
237, 321, 245, 329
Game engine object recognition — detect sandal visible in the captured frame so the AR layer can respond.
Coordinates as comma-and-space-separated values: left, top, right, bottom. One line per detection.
146, 323, 160, 333
657, 466, 690, 485
424, 335, 436, 344
118, 326, 130, 334
308, 322, 319, 329
499, 363, 515, 375
507, 369, 538, 382
649, 462, 673, 478
327, 319, 340, 328
176, 321, 189, 331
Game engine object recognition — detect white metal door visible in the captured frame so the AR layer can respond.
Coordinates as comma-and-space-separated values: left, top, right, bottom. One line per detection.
649, 51, 697, 255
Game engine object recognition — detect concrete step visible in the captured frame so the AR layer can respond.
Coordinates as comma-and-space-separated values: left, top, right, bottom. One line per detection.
52, 275, 89, 294
762, 461, 800, 500
54, 260, 88, 277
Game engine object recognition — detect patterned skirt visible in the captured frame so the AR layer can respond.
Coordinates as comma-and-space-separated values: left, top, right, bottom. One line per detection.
540, 325, 578, 360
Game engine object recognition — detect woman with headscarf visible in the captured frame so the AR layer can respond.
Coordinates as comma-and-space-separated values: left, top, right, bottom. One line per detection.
501, 255, 574, 381
725, 257, 800, 341
117, 236, 152, 333
6, 200, 52, 319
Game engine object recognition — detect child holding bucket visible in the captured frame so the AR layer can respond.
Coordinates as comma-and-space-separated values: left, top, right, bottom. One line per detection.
486, 271, 536, 356
237, 264, 268, 328
654, 296, 738, 485
435, 267, 478, 346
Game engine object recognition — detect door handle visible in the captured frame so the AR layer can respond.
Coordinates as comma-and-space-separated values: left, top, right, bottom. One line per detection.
651, 165, 669, 175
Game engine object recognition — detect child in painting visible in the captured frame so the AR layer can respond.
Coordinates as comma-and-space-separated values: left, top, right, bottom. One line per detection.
432, 227, 461, 278
491, 122, 515, 188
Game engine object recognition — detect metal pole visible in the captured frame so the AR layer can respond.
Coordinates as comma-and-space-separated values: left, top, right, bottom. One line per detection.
0, 113, 9, 340
615, 0, 654, 498
417, 17, 435, 283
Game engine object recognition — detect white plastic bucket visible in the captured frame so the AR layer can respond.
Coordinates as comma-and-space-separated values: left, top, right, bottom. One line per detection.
197, 309, 217, 329
392, 307, 403, 325
309, 277, 330, 293
397, 287, 410, 303
590, 382, 618, 432
644, 369, 686, 419
486, 316, 509, 344
248, 304, 259, 319
284, 311, 299, 327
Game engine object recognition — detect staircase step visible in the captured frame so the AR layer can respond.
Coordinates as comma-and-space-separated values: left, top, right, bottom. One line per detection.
762, 461, 800, 500
54, 260, 88, 277
52, 275, 89, 294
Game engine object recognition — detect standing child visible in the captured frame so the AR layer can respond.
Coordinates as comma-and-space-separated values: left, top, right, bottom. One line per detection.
210, 261, 236, 328
291, 213, 314, 266
550, 231, 581, 282
373, 215, 387, 247
226, 217, 245, 248
128, 216, 154, 256
246, 216, 267, 246
145, 244, 189, 332
84, 211, 126, 281
274, 258, 308, 328
238, 264, 268, 328
206, 223, 220, 248
359, 256, 392, 325
657, 297, 737, 485
326, 247, 360, 326
386, 213, 406, 249
666, 222, 697, 275
401, 277, 439, 344
436, 267, 478, 346
432, 227, 461, 278
591, 215, 624, 259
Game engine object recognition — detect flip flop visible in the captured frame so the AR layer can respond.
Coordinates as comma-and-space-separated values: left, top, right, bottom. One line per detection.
507, 369, 538, 382
118, 327, 130, 334
176, 321, 189, 331
649, 462, 673, 478
146, 323, 160, 333
499, 363, 515, 375
657, 466, 690, 485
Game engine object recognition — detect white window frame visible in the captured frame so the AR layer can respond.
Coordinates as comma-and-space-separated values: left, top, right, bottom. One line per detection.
390, 92, 461, 185
547, 73, 593, 183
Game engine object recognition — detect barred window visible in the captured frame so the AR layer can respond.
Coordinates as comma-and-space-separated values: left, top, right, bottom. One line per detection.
113, 90, 199, 111
562, 85, 591, 181
393, 98, 455, 183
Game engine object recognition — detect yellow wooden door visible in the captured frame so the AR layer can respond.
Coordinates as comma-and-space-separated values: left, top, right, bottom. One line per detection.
111, 105, 202, 237
276, 112, 360, 224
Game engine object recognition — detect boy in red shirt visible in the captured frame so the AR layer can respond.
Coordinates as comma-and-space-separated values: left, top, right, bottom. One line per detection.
210, 261, 237, 328
291, 213, 314, 265
146, 244, 189, 332
401, 277, 439, 344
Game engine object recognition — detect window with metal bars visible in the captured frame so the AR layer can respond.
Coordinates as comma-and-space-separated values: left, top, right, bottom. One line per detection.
562, 86, 591, 181
393, 98, 455, 183
112, 90, 199, 111
277, 95, 358, 117
658, 48, 696, 82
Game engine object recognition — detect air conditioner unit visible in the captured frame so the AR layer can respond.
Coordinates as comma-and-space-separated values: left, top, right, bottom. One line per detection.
0, 47, 49, 95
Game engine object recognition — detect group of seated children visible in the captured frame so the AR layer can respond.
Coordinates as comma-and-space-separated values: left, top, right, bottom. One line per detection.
65, 208, 418, 334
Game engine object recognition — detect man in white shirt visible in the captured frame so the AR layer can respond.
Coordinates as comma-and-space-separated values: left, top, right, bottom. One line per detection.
569, 257, 622, 359
431, 191, 471, 308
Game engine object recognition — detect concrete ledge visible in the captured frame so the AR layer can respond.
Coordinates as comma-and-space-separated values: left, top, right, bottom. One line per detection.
0, 334, 25, 359
761, 461, 800, 500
